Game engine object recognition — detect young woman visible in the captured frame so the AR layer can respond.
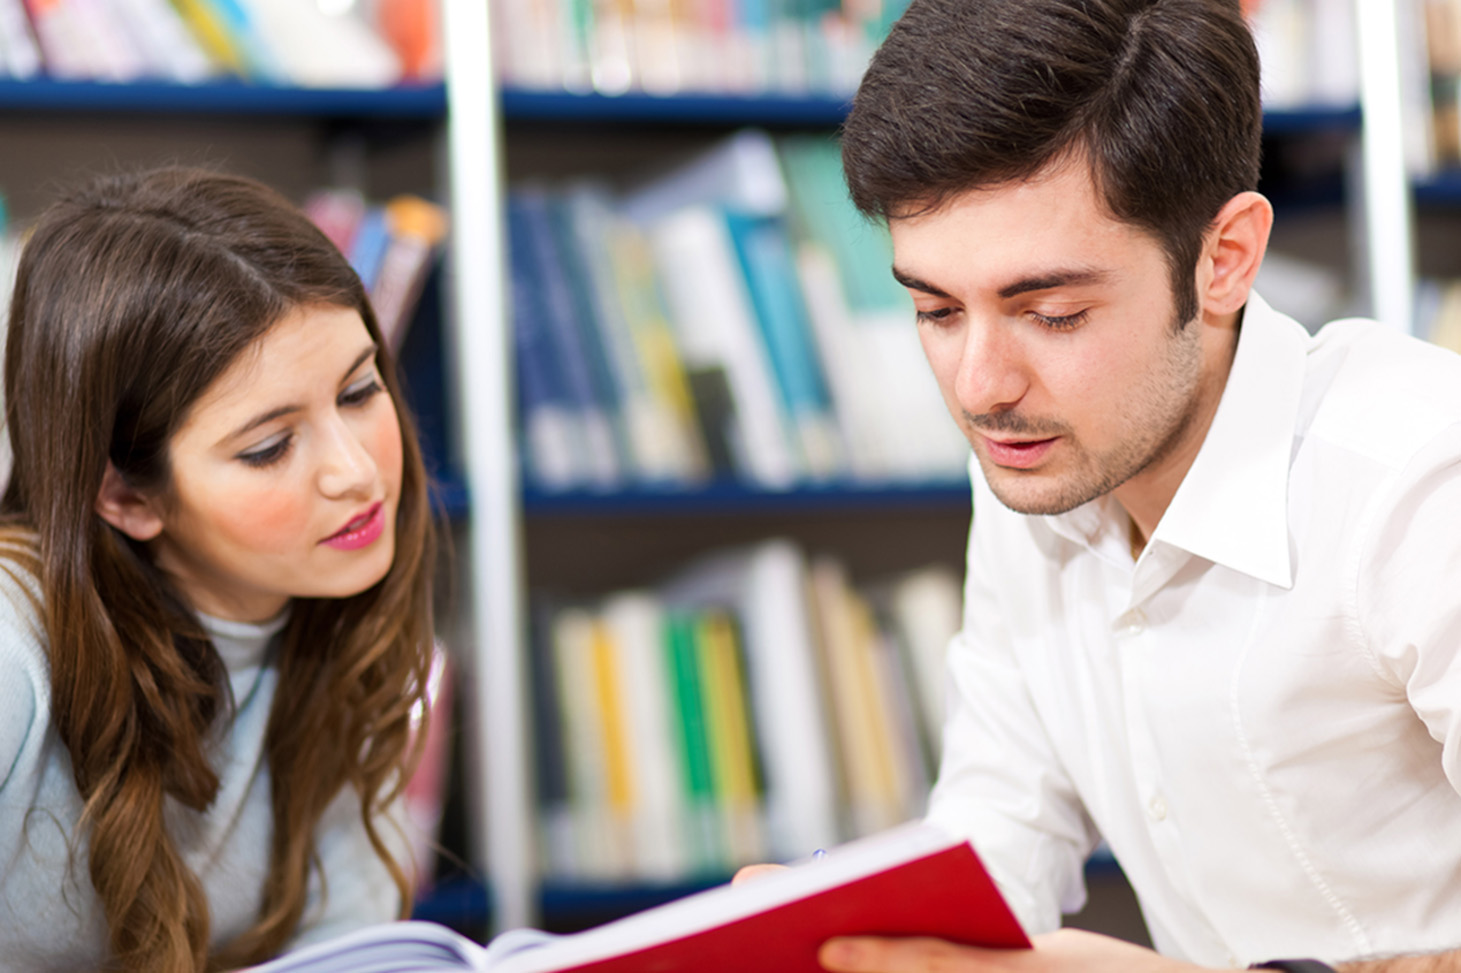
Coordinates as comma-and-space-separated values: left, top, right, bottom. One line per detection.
0, 167, 438, 972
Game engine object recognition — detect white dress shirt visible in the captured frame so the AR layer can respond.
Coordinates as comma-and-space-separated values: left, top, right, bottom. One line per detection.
926, 294, 1461, 968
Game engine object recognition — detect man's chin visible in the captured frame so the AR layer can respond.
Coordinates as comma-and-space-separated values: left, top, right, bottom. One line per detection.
980, 465, 1100, 518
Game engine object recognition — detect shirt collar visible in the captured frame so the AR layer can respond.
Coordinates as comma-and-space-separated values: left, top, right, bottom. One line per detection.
198, 605, 291, 672
1046, 292, 1308, 589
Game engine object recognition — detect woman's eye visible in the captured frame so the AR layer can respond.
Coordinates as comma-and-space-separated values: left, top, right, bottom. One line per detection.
340, 378, 384, 408
916, 307, 956, 324
238, 435, 293, 469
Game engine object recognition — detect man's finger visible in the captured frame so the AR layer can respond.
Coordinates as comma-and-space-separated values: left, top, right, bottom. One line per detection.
730, 863, 787, 886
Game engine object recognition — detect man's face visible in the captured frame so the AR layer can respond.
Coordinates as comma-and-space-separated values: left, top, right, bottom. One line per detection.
890, 161, 1217, 519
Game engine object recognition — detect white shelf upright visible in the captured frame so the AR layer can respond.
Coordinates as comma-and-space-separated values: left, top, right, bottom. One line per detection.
441, 0, 537, 934
1355, 0, 1417, 332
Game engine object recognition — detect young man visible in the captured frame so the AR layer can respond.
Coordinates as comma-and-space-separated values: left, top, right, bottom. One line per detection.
818, 1, 1461, 971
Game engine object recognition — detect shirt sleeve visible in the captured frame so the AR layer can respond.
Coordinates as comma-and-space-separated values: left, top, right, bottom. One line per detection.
0, 570, 46, 796
1354, 426, 1461, 799
0, 656, 38, 793
924, 474, 1099, 936
284, 786, 408, 951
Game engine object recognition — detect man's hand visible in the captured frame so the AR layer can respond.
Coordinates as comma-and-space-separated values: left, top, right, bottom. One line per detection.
818, 928, 1217, 973
731, 863, 788, 885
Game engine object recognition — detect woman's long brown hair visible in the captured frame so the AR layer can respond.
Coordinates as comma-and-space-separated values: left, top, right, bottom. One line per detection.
2, 168, 437, 971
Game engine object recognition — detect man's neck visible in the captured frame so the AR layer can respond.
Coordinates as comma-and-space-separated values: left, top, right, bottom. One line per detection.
1117, 307, 1243, 547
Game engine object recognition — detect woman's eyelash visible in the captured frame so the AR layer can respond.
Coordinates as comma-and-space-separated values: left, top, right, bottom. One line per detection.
340, 378, 383, 407
239, 436, 293, 468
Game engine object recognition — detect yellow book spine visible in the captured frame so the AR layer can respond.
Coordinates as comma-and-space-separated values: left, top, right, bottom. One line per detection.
699, 612, 758, 803
170, 0, 242, 73
590, 617, 635, 814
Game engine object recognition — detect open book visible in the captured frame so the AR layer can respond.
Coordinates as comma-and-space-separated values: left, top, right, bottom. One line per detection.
247, 823, 1029, 973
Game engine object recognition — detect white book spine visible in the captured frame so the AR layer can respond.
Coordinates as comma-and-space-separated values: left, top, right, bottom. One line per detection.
602, 591, 689, 880
0, 0, 41, 78
650, 205, 798, 489
740, 540, 841, 859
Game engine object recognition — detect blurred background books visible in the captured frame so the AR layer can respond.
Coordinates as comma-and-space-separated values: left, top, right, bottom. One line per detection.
0, 0, 440, 86
530, 537, 960, 885
506, 128, 970, 495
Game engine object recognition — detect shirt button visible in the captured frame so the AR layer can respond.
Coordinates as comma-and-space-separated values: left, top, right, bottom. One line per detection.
1115, 609, 1147, 636
1148, 794, 1168, 821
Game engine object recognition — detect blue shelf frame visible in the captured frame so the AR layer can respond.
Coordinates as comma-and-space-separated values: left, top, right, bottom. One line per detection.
501, 87, 854, 127
1259, 103, 1361, 135
0, 80, 1361, 135
521, 479, 972, 517
0, 78, 447, 117
502, 87, 1361, 133
0, 80, 1360, 133
1414, 169, 1461, 206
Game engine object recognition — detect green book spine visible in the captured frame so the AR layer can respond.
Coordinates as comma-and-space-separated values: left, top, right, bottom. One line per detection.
664, 610, 723, 871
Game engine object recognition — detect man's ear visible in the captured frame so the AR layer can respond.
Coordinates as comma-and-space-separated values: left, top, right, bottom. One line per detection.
95, 463, 165, 541
1200, 190, 1274, 317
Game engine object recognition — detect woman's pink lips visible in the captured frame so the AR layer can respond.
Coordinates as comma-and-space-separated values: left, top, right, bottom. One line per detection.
982, 435, 1058, 469
322, 502, 385, 550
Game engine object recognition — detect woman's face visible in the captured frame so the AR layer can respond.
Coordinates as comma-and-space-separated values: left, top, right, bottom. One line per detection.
146, 304, 404, 622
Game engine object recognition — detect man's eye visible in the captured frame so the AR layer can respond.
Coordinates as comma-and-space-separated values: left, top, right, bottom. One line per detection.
1031, 310, 1089, 331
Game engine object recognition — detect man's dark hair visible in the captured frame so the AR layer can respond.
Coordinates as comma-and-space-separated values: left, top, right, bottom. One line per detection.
842, 0, 1262, 322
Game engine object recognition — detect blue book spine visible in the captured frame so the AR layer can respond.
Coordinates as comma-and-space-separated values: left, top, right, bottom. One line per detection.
201, 0, 286, 82
510, 187, 622, 487
349, 207, 391, 292
507, 193, 579, 489
546, 194, 629, 459
722, 208, 833, 417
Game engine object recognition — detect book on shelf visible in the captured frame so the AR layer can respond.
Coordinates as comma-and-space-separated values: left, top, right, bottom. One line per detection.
1246, 0, 1358, 112
529, 538, 960, 884
10, 0, 419, 86
508, 187, 624, 491
0, 0, 42, 79
247, 822, 1029, 973
660, 540, 841, 863
489, 0, 912, 97
1418, 0, 1461, 175
374, 0, 442, 81
507, 128, 971, 494
303, 187, 448, 354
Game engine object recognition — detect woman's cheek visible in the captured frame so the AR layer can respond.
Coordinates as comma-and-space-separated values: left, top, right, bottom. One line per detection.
213, 477, 313, 553
374, 404, 405, 497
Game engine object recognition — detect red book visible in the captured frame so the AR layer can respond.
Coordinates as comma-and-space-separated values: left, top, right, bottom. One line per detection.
247, 824, 1030, 972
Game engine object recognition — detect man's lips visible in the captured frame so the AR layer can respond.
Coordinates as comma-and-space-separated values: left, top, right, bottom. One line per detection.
980, 435, 1058, 469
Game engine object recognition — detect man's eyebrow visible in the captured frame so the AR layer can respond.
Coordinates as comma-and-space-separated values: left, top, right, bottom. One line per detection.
891, 267, 953, 298
997, 269, 1113, 299
225, 344, 378, 442
892, 267, 1114, 300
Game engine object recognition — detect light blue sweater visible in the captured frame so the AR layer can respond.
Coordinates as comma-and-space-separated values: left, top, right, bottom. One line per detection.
0, 566, 402, 971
